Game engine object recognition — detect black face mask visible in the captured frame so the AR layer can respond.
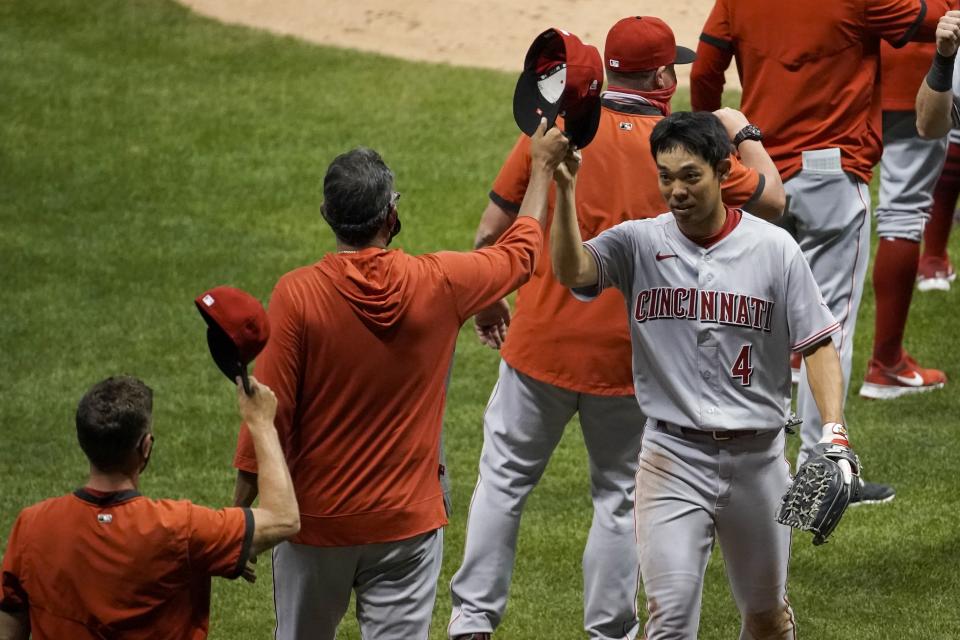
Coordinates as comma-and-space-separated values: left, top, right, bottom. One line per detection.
388, 215, 402, 243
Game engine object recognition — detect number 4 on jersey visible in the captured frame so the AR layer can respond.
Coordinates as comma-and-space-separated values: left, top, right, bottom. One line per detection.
731, 345, 753, 386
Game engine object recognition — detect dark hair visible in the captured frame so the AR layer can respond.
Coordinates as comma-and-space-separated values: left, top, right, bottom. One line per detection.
649, 111, 732, 171
321, 147, 395, 246
76, 376, 153, 471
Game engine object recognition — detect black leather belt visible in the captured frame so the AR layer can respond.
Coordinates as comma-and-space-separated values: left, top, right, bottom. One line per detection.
656, 420, 761, 441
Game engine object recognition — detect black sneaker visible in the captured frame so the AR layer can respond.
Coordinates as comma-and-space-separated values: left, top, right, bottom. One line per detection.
850, 481, 895, 506
453, 635, 492, 640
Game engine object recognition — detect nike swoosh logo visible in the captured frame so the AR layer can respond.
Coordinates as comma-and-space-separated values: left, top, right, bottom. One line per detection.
656, 252, 678, 261
894, 372, 924, 386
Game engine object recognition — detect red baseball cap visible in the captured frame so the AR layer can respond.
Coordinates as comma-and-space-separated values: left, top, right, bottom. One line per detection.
195, 286, 270, 395
513, 28, 604, 148
604, 16, 696, 73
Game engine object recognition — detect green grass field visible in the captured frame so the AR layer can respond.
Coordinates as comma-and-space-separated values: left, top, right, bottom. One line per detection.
2, 1, 958, 638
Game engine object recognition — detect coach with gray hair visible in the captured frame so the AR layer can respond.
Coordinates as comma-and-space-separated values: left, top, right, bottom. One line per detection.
231, 120, 571, 638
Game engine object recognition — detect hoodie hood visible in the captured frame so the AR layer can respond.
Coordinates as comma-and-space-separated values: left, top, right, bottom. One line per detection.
316, 249, 413, 332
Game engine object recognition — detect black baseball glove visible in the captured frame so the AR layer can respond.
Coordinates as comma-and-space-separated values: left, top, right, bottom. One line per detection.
777, 441, 862, 545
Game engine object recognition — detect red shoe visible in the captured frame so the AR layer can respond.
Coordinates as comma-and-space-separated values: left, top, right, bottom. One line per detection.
859, 353, 947, 400
790, 352, 801, 386
916, 255, 956, 292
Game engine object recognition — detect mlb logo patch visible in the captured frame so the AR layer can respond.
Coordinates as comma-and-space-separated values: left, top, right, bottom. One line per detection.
619, 122, 633, 131
609, 59, 620, 68
97, 514, 113, 524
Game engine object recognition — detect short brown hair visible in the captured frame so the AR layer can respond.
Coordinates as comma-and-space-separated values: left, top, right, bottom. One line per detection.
76, 376, 153, 471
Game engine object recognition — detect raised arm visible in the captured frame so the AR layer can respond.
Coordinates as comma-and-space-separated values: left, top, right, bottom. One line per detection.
235, 378, 300, 557
916, 10, 960, 138
713, 108, 786, 219
550, 149, 597, 289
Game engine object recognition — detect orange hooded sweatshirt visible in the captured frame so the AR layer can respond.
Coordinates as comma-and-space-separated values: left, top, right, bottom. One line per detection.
234, 217, 542, 546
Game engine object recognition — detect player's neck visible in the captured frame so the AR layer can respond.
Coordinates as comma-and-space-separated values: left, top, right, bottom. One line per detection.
86, 466, 139, 493
336, 229, 391, 253
677, 201, 727, 241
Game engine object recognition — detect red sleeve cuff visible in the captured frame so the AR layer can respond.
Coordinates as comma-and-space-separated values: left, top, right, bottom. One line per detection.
233, 452, 259, 473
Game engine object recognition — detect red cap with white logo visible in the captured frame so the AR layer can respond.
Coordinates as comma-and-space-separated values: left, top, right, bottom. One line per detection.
513, 28, 604, 148
604, 16, 696, 73
195, 286, 270, 395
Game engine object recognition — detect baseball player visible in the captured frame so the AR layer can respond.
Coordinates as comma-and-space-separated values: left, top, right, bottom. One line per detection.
859, 34, 953, 401
691, 0, 947, 502
551, 110, 856, 639
0, 374, 298, 639
448, 17, 784, 640
231, 123, 571, 640
917, 10, 960, 289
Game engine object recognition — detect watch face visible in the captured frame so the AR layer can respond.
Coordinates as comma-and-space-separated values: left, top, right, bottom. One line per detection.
735, 124, 763, 145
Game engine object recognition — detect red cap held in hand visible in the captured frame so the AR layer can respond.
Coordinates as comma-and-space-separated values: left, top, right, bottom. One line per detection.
513, 28, 604, 148
195, 286, 270, 395
604, 16, 696, 73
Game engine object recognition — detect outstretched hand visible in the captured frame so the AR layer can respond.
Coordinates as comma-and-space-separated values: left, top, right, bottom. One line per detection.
937, 10, 960, 57
529, 117, 573, 172
554, 148, 582, 188
237, 376, 277, 430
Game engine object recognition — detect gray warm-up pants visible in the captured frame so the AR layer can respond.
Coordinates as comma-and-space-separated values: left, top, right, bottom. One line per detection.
449, 361, 645, 639
273, 529, 443, 640
779, 152, 871, 465
877, 110, 948, 242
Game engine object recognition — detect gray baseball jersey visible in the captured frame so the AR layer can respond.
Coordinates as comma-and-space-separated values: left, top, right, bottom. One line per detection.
576, 208, 839, 637
576, 209, 838, 431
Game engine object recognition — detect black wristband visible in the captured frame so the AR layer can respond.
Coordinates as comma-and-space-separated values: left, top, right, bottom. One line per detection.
926, 51, 956, 92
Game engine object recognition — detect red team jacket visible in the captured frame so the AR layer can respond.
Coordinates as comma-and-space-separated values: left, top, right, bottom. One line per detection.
234, 218, 543, 546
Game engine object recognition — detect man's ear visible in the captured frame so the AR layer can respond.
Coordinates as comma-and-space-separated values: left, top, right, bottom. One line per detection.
655, 64, 677, 89
655, 65, 669, 89
716, 157, 732, 183
140, 433, 154, 460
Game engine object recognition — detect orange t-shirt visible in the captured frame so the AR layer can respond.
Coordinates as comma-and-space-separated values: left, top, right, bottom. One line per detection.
233, 218, 542, 546
492, 97, 763, 396
692, 0, 942, 182
0, 489, 251, 640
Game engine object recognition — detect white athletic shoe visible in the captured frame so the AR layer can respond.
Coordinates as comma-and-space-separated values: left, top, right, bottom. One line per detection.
916, 255, 956, 292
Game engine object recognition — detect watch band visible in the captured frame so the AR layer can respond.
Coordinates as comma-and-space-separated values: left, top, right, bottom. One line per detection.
733, 124, 763, 148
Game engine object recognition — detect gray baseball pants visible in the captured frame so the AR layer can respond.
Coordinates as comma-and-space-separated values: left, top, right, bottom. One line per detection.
449, 361, 645, 639
273, 529, 443, 640
636, 422, 794, 640
877, 110, 948, 242
778, 158, 871, 465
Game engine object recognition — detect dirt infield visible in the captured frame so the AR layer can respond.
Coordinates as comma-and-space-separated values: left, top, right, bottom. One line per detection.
177, 0, 739, 88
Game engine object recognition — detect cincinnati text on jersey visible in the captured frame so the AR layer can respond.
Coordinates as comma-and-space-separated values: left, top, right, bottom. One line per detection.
633, 287, 775, 331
